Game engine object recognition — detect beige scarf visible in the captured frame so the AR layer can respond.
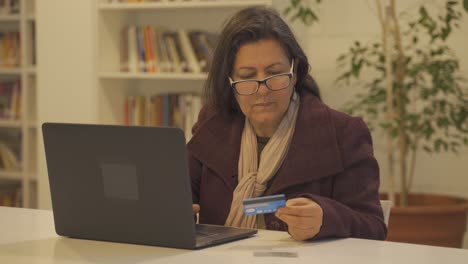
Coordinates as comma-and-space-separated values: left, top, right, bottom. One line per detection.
225, 92, 300, 228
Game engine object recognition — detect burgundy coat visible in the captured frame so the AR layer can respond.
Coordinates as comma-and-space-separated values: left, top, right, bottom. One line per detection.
187, 92, 387, 240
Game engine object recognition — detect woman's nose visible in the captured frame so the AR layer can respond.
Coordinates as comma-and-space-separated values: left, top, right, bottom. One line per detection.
257, 81, 270, 95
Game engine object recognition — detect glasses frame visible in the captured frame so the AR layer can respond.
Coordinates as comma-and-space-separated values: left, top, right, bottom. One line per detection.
229, 59, 295, 96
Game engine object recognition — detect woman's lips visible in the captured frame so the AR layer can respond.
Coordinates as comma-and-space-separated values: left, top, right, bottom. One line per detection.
254, 102, 273, 107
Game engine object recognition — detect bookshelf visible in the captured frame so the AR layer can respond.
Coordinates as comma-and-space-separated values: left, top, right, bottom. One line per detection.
97, 0, 272, 130
99, 72, 208, 80
34, 0, 272, 209
98, 1, 272, 10
0, 15, 20, 22
0, 0, 37, 208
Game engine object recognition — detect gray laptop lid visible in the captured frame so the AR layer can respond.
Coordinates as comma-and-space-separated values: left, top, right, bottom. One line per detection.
42, 123, 197, 249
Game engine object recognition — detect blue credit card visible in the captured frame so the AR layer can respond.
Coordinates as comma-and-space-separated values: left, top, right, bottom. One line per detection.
242, 194, 286, 216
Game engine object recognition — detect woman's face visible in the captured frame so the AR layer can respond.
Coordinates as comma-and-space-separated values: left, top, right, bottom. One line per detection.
231, 39, 296, 136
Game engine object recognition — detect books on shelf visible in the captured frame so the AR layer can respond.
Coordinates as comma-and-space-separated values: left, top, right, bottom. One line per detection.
0, 180, 21, 207
0, 79, 21, 120
121, 26, 218, 73
0, 141, 19, 170
0, 0, 34, 209
0, 31, 20, 68
0, 129, 21, 171
124, 93, 201, 140
0, 80, 21, 120
107, 0, 233, 3
106, 0, 151, 3
0, 0, 20, 15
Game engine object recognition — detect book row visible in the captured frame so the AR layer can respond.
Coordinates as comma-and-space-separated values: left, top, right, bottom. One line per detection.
0, 0, 19, 15
108, 0, 233, 3
120, 26, 218, 73
0, 182, 20, 207
0, 80, 21, 120
124, 93, 202, 140
0, 31, 20, 68
0, 129, 21, 171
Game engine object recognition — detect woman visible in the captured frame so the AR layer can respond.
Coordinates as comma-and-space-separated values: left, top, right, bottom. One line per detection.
188, 6, 387, 241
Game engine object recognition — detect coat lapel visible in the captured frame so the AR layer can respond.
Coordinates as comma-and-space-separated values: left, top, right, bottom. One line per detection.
188, 113, 243, 189
267, 94, 344, 195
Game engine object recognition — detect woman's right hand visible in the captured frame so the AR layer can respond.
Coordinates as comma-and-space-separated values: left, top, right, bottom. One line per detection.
192, 204, 200, 224
192, 204, 200, 214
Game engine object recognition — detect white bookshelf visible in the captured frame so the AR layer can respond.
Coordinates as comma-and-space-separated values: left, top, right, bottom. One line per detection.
0, 14, 20, 21
35, 0, 271, 209
99, 72, 208, 80
0, 0, 37, 208
0, 170, 23, 180
97, 0, 272, 126
26, 67, 36, 74
0, 120, 22, 128
98, 0, 272, 10
0, 67, 22, 74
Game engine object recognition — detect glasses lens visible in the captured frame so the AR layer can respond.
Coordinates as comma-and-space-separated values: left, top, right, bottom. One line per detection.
234, 81, 258, 95
266, 75, 290, 90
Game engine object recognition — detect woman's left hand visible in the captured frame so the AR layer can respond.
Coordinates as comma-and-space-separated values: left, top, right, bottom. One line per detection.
275, 197, 323, 241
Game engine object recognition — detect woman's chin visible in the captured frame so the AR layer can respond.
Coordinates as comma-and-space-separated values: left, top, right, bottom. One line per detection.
250, 115, 278, 127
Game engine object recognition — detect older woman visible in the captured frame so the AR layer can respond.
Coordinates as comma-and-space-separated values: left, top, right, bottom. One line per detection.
188, 6, 387, 241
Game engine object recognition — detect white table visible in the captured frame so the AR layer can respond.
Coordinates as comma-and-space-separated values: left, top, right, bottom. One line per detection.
1, 206, 467, 264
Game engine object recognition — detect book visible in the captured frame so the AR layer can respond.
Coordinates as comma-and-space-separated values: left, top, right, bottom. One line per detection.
171, 32, 189, 73
0, 80, 21, 120
0, 31, 20, 67
127, 26, 138, 72
188, 31, 207, 72
147, 26, 159, 73
135, 26, 147, 72
0, 141, 19, 171
123, 93, 202, 135
120, 26, 129, 72
0, 181, 21, 207
155, 28, 171, 72
164, 32, 182, 73
178, 29, 201, 73
143, 25, 155, 72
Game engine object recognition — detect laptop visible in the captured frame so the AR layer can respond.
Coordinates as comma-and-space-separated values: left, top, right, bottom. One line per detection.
42, 122, 257, 249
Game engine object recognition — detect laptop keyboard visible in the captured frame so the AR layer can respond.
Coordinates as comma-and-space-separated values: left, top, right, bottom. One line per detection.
195, 224, 222, 238
194, 224, 257, 248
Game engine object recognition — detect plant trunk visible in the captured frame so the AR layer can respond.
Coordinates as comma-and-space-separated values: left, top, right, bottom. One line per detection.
390, 0, 409, 207
407, 138, 419, 191
376, 0, 396, 204
397, 88, 408, 206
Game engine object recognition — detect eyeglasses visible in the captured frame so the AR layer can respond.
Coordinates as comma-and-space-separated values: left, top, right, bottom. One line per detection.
229, 59, 294, 96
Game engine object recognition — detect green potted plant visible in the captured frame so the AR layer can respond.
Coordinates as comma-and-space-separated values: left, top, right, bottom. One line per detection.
334, 0, 468, 247
283, 0, 468, 248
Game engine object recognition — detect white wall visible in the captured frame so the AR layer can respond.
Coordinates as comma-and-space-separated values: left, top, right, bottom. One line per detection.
36, 0, 98, 209
273, 0, 468, 248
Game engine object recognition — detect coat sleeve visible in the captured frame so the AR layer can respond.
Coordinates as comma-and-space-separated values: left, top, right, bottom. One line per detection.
188, 151, 202, 204
188, 105, 213, 204
301, 117, 387, 240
